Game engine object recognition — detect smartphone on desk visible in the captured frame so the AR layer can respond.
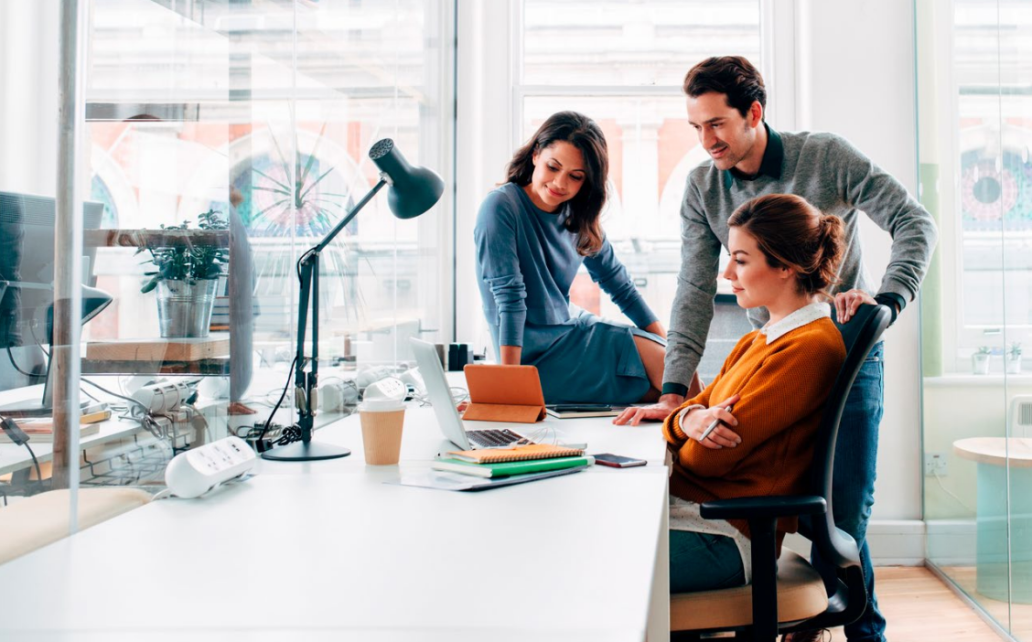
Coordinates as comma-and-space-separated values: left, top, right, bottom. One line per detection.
593, 453, 647, 468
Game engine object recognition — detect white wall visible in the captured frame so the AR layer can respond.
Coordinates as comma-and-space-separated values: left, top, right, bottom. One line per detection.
0, 0, 58, 196
795, 0, 924, 522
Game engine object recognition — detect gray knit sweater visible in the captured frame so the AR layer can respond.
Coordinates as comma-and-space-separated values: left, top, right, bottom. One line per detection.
663, 127, 938, 396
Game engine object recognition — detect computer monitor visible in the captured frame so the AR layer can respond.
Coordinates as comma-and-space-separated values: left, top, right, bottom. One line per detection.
0, 191, 107, 416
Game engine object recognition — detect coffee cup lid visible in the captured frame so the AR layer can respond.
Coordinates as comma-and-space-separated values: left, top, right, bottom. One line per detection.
358, 398, 405, 412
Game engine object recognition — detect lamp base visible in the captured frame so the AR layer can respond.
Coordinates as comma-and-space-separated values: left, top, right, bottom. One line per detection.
260, 439, 351, 462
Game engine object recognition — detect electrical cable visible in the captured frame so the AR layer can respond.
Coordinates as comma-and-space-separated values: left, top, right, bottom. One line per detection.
28, 321, 49, 358
25, 441, 43, 490
933, 469, 975, 514
7, 336, 102, 405
79, 377, 151, 416
448, 386, 469, 404
0, 416, 44, 493
256, 356, 299, 448
6, 346, 43, 378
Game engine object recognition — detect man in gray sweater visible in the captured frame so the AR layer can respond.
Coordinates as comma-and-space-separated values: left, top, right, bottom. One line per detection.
615, 56, 937, 642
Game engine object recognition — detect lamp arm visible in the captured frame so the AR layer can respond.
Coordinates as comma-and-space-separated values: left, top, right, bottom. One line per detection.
314, 177, 388, 253
293, 176, 388, 442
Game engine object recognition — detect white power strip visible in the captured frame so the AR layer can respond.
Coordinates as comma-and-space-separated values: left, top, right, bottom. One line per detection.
132, 380, 195, 415
164, 436, 256, 499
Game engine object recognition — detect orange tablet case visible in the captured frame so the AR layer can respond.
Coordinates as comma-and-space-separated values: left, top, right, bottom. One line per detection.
461, 364, 547, 423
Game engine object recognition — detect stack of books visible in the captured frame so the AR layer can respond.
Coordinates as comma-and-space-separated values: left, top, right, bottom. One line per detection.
432, 443, 593, 480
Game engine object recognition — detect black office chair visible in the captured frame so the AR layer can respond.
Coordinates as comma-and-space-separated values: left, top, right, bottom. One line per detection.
669, 303, 892, 642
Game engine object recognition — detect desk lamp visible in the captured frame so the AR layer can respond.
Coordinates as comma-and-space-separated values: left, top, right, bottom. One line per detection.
262, 139, 443, 462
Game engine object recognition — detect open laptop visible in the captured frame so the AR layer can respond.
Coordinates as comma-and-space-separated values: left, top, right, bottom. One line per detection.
410, 338, 532, 450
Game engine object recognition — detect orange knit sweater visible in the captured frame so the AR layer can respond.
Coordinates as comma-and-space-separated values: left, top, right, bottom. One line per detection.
663, 317, 846, 542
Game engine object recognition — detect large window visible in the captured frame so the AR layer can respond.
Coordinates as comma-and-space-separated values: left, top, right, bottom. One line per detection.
514, 0, 761, 377
86, 0, 451, 362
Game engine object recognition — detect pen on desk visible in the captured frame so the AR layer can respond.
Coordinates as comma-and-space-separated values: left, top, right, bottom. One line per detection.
698, 405, 734, 443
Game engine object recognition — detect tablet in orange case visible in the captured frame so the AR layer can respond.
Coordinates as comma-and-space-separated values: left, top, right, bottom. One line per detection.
461, 364, 547, 424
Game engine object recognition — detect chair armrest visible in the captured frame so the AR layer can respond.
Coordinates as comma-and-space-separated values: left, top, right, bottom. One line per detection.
700, 495, 827, 520
814, 525, 862, 568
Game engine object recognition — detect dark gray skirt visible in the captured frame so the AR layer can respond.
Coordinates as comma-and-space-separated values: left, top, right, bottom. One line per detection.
488, 308, 665, 405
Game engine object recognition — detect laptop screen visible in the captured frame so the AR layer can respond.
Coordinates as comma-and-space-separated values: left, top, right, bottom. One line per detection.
410, 338, 471, 450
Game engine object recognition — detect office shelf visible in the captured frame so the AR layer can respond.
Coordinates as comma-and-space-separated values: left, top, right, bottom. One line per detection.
85, 229, 230, 248
81, 358, 231, 376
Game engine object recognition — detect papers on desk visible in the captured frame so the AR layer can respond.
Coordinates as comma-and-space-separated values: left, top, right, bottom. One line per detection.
391, 466, 588, 491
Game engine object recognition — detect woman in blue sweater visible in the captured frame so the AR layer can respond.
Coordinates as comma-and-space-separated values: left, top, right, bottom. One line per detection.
475, 111, 696, 404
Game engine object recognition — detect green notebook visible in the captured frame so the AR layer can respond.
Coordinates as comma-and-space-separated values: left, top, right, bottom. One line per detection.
431, 455, 595, 479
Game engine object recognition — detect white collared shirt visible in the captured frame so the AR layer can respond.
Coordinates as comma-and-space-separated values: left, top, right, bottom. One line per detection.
759, 301, 831, 345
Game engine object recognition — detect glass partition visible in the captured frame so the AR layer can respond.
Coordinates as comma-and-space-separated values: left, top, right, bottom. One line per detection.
920, 0, 1032, 634
0, 0, 453, 562
0, 0, 83, 535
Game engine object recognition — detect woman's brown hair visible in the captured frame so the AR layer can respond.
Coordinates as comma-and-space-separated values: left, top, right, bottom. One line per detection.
506, 111, 607, 256
727, 194, 845, 298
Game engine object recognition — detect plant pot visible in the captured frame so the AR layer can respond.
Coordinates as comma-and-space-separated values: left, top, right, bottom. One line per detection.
972, 353, 991, 375
1007, 356, 1023, 375
156, 278, 219, 339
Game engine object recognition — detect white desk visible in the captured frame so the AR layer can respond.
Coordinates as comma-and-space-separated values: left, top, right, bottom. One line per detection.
0, 415, 146, 477
0, 406, 671, 641
0, 382, 152, 478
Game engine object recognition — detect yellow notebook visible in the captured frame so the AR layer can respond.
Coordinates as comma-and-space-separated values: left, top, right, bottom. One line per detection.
446, 443, 583, 464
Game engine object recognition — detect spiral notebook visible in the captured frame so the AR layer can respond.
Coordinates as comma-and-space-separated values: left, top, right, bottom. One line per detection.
445, 443, 583, 464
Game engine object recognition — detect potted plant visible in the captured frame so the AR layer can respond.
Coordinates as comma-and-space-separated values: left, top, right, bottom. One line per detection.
139, 209, 229, 338
1007, 342, 1022, 375
972, 345, 992, 375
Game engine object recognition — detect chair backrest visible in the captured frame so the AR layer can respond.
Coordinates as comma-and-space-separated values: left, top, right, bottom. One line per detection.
806, 303, 890, 624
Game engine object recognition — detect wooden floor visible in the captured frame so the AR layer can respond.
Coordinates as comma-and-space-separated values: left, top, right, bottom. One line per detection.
939, 566, 1032, 641
824, 566, 1004, 642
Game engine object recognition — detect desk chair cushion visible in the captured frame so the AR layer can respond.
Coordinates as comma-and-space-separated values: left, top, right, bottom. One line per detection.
0, 488, 151, 565
670, 549, 828, 631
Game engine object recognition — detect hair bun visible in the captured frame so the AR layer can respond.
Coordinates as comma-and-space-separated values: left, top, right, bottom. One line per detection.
727, 194, 845, 298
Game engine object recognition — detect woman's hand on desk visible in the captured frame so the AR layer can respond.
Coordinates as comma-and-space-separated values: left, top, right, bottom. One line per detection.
683, 395, 741, 450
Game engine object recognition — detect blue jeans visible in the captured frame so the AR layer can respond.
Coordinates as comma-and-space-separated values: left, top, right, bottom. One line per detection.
669, 530, 745, 593
807, 342, 886, 641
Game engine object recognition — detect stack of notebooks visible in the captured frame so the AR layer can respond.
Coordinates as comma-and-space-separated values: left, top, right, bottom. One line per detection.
432, 443, 593, 481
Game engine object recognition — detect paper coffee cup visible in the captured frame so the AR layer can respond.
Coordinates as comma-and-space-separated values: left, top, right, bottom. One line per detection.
359, 398, 405, 465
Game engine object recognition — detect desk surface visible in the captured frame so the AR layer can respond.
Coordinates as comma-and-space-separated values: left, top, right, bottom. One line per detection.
0, 382, 148, 477
258, 404, 670, 474
0, 416, 143, 477
0, 407, 671, 641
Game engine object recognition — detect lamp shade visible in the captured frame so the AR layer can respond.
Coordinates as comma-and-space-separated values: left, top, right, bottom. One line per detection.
46, 284, 113, 344
369, 139, 444, 219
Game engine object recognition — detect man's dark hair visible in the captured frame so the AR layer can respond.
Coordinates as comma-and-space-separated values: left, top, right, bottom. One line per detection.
682, 56, 766, 119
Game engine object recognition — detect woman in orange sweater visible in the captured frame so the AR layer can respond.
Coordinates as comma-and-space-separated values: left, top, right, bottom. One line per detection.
664, 193, 854, 593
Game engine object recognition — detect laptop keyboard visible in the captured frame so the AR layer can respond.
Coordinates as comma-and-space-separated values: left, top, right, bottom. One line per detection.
467, 428, 526, 449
